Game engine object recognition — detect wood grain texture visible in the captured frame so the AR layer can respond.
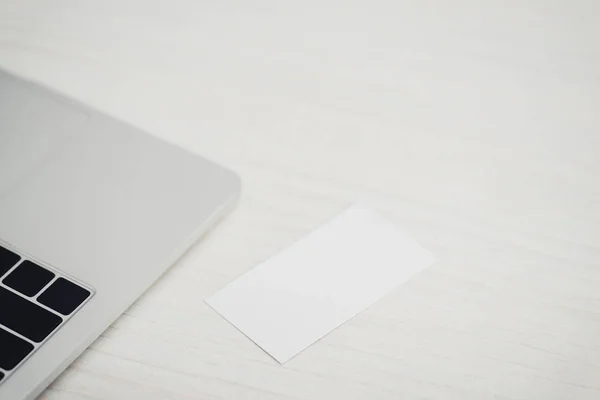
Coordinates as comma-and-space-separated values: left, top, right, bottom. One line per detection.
1, 1, 599, 399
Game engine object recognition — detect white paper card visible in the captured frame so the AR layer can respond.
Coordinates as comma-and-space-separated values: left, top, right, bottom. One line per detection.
206, 204, 435, 363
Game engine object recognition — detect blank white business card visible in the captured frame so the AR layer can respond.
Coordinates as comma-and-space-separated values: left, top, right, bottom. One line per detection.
206, 204, 435, 363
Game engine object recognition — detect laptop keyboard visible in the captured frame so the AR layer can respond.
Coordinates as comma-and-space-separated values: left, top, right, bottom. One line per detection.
0, 244, 93, 384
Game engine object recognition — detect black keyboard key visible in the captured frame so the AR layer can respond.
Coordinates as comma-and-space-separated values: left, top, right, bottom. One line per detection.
0, 287, 62, 343
38, 278, 90, 316
0, 326, 34, 371
3, 261, 55, 297
0, 245, 20, 277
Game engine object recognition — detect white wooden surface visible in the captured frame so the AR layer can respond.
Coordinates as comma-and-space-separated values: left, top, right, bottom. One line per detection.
1, 1, 600, 399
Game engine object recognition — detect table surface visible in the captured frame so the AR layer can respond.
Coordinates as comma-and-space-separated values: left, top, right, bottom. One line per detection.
1, 1, 600, 399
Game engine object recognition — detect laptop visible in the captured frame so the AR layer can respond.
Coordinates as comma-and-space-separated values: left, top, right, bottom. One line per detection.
0, 68, 241, 400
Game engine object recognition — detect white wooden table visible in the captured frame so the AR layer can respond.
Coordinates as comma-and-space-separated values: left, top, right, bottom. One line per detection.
1, 1, 599, 399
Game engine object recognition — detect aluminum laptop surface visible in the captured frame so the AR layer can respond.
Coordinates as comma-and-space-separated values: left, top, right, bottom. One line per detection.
0, 68, 240, 400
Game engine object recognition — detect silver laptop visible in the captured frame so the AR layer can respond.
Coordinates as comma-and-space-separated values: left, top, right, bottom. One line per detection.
0, 68, 241, 400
